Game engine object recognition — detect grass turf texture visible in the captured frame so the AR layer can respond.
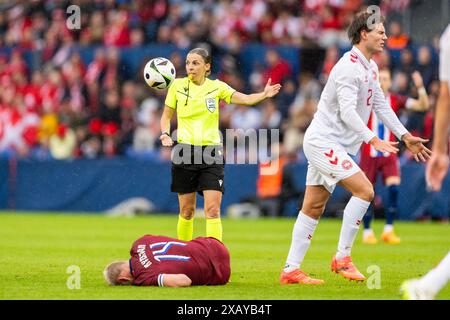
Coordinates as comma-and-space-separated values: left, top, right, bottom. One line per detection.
1, 212, 449, 300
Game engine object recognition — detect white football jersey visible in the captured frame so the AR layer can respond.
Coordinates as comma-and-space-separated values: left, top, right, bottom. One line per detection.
305, 46, 408, 155
440, 24, 450, 89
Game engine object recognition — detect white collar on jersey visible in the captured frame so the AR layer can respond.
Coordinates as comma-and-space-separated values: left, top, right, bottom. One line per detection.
350, 46, 371, 70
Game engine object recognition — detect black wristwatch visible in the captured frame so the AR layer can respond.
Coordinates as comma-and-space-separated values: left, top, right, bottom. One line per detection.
161, 132, 170, 137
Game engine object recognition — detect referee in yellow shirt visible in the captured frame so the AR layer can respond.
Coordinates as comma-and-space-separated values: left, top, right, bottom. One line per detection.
160, 47, 281, 242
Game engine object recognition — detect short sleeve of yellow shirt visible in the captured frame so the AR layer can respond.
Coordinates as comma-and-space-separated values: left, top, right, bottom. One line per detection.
164, 77, 236, 146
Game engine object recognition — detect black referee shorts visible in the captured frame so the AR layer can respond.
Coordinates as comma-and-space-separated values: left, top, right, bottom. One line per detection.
170, 144, 225, 195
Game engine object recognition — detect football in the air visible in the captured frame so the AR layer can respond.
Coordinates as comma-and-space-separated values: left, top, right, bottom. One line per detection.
143, 57, 176, 89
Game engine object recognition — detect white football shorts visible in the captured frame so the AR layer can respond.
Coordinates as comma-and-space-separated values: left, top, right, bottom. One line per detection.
303, 138, 361, 193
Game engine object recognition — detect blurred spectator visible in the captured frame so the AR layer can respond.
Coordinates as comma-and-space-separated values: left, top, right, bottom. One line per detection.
298, 11, 322, 47
256, 143, 302, 217
395, 48, 416, 77
102, 122, 120, 157
257, 11, 276, 44
38, 113, 58, 146
416, 46, 438, 90
80, 11, 106, 46
261, 99, 282, 130
85, 49, 106, 79
272, 9, 301, 45
41, 68, 64, 114
136, 0, 169, 42
99, 90, 121, 127
276, 78, 297, 120
230, 105, 262, 130
217, 54, 245, 93
392, 71, 410, 96
4, 4, 32, 49
263, 49, 292, 85
227, 103, 262, 163
0, 0, 442, 163
80, 134, 102, 159
156, 23, 172, 44
130, 28, 145, 46
169, 51, 185, 78
422, 79, 440, 141
24, 70, 44, 113
171, 26, 191, 49
8, 50, 28, 75
52, 33, 75, 67
317, 5, 347, 48
320, 45, 339, 84
103, 48, 122, 91
380, 0, 411, 15
132, 97, 160, 153
0, 88, 40, 157
283, 71, 321, 155
373, 50, 391, 70
49, 123, 76, 159
387, 20, 410, 50
249, 62, 266, 92
63, 65, 87, 114
104, 10, 131, 47
41, 27, 59, 63
62, 52, 87, 82
118, 103, 137, 155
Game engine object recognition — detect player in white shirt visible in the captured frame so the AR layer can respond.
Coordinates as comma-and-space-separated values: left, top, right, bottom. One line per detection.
401, 23, 450, 300
426, 23, 450, 192
280, 11, 432, 285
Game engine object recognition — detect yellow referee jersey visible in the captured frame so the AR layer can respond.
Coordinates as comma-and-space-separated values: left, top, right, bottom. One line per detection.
164, 77, 236, 146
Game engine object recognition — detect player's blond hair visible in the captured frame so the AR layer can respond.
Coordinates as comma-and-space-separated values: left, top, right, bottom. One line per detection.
103, 260, 128, 286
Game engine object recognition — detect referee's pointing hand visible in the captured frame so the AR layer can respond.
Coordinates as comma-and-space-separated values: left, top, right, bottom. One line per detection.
264, 78, 282, 98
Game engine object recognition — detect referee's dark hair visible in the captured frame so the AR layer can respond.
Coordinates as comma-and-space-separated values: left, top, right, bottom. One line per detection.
188, 47, 211, 76
347, 11, 385, 45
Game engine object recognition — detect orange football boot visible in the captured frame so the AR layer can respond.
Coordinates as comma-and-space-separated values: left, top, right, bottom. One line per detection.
362, 232, 378, 244
381, 230, 401, 244
280, 269, 325, 285
331, 255, 366, 281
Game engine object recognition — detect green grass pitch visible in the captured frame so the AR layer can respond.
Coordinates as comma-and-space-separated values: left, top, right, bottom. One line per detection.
1, 212, 449, 300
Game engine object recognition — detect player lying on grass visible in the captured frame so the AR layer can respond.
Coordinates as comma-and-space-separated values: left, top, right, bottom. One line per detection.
103, 234, 230, 287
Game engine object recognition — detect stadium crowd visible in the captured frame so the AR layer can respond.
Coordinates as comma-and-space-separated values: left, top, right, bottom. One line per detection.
0, 0, 439, 164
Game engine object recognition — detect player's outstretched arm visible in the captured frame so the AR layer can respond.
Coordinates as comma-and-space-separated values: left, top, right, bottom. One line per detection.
401, 132, 432, 162
161, 274, 192, 287
230, 78, 281, 106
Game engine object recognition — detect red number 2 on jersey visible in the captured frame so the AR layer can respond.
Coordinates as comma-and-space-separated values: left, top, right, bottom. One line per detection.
367, 89, 373, 106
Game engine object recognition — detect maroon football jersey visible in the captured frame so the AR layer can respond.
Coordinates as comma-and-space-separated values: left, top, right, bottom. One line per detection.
129, 235, 230, 286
